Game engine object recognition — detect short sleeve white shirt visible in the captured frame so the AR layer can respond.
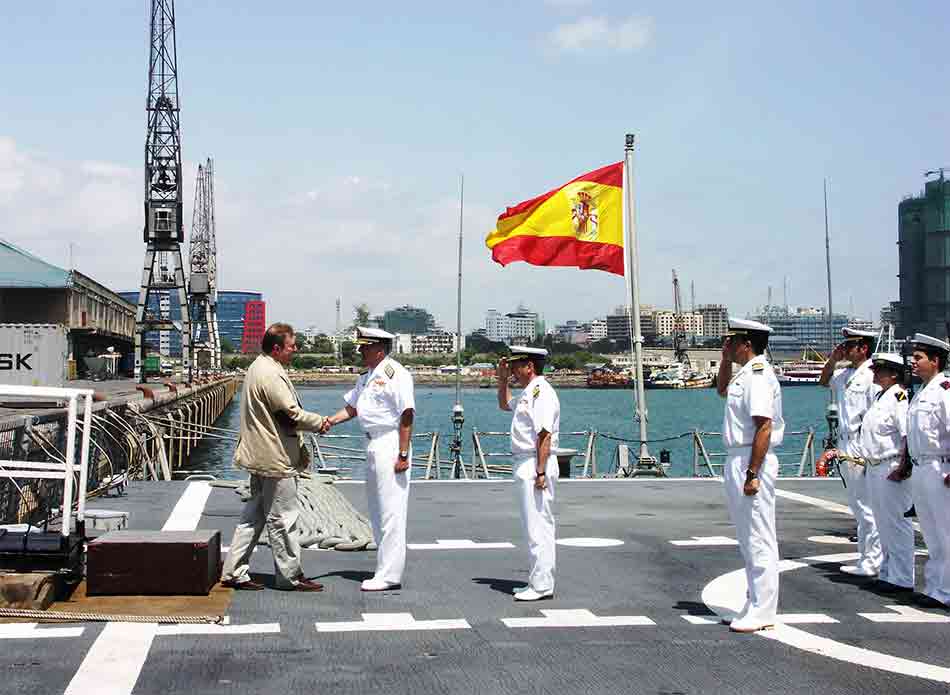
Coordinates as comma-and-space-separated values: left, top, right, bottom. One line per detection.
907, 375, 950, 459
722, 354, 785, 449
857, 384, 908, 461
509, 376, 560, 457
830, 360, 880, 455
343, 357, 415, 435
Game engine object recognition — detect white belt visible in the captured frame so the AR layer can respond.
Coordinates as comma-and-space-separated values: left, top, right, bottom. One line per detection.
910, 455, 950, 466
865, 454, 901, 467
365, 429, 398, 440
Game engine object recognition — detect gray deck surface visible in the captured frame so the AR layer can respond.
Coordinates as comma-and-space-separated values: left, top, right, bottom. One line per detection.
3, 477, 949, 695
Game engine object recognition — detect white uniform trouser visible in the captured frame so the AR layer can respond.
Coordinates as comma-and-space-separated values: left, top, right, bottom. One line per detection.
723, 449, 779, 625
911, 458, 950, 604
513, 454, 559, 592
365, 429, 410, 584
840, 434, 882, 572
866, 459, 915, 588
222, 474, 303, 589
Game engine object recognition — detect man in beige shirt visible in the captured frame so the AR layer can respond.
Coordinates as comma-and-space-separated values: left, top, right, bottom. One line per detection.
221, 323, 329, 591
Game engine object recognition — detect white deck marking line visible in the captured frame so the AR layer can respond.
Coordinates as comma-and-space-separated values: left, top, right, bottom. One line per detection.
670, 536, 738, 547
702, 553, 950, 683
0, 623, 84, 638
156, 622, 282, 635
162, 481, 212, 531
682, 615, 719, 625
807, 535, 856, 545
802, 552, 861, 563
777, 488, 922, 532
407, 539, 515, 550
858, 605, 950, 624
64, 622, 157, 695
315, 612, 470, 633
503, 609, 654, 628
776, 613, 839, 624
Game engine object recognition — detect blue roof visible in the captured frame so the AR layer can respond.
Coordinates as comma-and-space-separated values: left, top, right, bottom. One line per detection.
0, 239, 70, 288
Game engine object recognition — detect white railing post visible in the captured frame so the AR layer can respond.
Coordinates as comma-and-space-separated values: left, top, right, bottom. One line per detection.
61, 395, 78, 542
77, 393, 93, 534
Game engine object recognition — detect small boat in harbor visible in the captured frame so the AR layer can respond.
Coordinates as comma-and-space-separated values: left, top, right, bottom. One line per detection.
646, 363, 714, 389
586, 366, 634, 389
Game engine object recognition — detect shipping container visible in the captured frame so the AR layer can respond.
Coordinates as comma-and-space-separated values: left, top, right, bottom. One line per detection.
0, 324, 68, 388
144, 355, 161, 376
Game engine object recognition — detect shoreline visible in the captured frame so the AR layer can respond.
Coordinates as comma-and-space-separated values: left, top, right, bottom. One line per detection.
285, 374, 600, 389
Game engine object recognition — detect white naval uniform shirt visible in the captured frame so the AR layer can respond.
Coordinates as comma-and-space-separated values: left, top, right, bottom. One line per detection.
830, 360, 880, 453
509, 376, 560, 457
857, 384, 908, 461
907, 375, 950, 460
722, 354, 785, 449
344, 357, 415, 435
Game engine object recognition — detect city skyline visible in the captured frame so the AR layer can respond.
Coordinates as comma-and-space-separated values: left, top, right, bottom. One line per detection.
3, 3, 947, 334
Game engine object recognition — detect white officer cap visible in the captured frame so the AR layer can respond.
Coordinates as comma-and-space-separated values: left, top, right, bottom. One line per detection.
355, 326, 395, 346
508, 345, 548, 363
870, 352, 904, 370
910, 333, 950, 354
725, 317, 773, 336
842, 327, 877, 342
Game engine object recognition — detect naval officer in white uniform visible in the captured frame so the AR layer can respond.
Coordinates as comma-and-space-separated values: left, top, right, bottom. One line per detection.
325, 327, 415, 591
497, 346, 560, 602
818, 327, 882, 576
858, 352, 914, 594
717, 318, 784, 633
903, 333, 950, 608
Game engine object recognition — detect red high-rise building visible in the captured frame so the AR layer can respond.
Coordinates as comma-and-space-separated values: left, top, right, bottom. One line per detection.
240, 300, 266, 353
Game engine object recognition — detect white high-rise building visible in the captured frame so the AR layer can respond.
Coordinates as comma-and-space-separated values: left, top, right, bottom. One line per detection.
588, 319, 607, 341
655, 312, 704, 337
484, 306, 538, 344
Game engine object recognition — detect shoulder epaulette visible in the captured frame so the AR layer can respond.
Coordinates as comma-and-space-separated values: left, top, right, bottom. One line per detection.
384, 364, 395, 379
532, 384, 541, 399
942, 381, 950, 391
751, 363, 764, 373
359, 369, 368, 376
895, 390, 907, 401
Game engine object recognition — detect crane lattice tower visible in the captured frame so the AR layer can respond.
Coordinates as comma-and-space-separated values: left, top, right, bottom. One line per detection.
188, 159, 221, 370
135, 0, 192, 381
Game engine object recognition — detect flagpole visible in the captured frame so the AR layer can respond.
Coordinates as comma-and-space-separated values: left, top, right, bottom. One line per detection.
623, 133, 654, 474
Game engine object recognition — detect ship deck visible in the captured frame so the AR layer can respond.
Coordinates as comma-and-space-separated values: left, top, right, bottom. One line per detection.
4, 477, 949, 695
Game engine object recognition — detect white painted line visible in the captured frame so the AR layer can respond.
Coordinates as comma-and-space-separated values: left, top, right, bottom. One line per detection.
703, 553, 950, 683
807, 535, 856, 545
65, 622, 157, 695
156, 622, 282, 635
315, 612, 470, 633
858, 605, 950, 624
162, 481, 212, 531
670, 536, 738, 547
802, 552, 860, 564
681, 615, 719, 625
0, 623, 84, 639
556, 537, 624, 548
777, 613, 839, 624
775, 489, 852, 515
407, 539, 515, 550
503, 609, 655, 628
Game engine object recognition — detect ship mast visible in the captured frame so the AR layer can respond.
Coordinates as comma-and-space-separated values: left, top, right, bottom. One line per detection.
449, 174, 466, 478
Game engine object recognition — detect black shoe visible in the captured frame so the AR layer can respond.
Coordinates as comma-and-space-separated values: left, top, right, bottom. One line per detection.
848, 535, 859, 543
904, 505, 917, 518
913, 593, 946, 609
221, 578, 265, 591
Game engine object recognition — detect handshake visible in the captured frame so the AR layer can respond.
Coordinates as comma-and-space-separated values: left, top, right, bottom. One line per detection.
319, 417, 333, 435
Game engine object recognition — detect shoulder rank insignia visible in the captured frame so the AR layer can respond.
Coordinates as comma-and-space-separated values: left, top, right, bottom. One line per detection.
942, 381, 950, 391
384, 364, 395, 379
896, 391, 907, 401
751, 363, 764, 373
532, 385, 541, 399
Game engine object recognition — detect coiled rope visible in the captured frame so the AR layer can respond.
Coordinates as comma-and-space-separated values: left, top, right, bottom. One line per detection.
0, 607, 222, 624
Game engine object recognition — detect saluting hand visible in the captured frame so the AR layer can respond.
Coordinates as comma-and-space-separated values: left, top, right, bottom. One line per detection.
497, 358, 510, 383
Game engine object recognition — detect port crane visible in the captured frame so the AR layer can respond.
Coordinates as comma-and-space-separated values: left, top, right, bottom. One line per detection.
671, 270, 690, 366
188, 159, 221, 370
135, 0, 192, 381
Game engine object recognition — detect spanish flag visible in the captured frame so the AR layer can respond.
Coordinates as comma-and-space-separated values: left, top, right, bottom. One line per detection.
485, 162, 624, 276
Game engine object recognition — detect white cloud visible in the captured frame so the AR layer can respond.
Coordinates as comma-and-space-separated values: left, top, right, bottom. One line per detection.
549, 15, 653, 53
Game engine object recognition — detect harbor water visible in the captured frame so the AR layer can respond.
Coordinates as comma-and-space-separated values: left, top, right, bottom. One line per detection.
191, 384, 833, 480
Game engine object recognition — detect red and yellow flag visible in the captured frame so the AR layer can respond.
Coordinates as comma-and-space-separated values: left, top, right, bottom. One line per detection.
485, 162, 624, 276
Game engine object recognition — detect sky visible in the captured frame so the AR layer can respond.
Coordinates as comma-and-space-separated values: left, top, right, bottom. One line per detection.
2, 0, 948, 334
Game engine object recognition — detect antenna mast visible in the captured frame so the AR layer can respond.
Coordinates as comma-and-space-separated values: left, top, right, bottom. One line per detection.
135, 0, 192, 382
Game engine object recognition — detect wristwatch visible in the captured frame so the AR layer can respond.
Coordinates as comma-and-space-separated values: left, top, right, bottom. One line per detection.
398, 450, 409, 460
746, 469, 758, 480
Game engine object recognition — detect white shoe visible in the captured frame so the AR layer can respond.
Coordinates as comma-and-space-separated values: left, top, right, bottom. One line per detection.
728, 616, 774, 633
513, 588, 554, 601
513, 585, 532, 594
840, 565, 877, 577
360, 578, 401, 592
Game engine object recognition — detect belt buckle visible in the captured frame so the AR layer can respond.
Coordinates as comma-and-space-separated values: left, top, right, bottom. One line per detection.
366, 432, 372, 441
